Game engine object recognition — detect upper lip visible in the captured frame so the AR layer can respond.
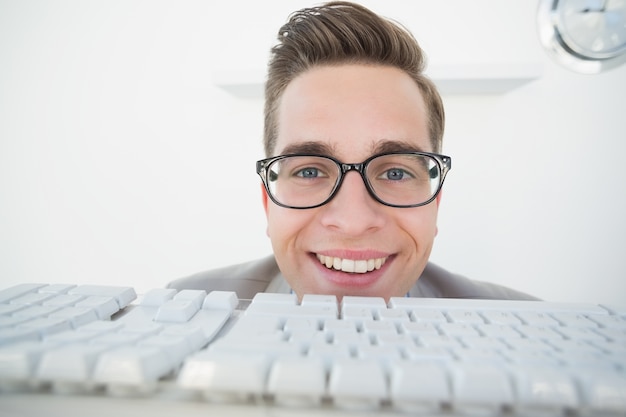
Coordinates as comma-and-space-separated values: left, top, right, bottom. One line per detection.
313, 249, 390, 260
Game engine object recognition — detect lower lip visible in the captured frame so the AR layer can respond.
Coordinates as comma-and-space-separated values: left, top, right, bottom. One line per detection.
311, 254, 392, 288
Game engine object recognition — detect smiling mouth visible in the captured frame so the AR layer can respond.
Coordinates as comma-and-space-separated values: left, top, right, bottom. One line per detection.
316, 254, 388, 274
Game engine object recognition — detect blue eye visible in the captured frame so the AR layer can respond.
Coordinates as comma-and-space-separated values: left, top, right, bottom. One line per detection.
385, 168, 409, 180
296, 168, 320, 178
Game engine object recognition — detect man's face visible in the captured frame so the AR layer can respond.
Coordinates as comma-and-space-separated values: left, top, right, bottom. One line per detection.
262, 64, 440, 301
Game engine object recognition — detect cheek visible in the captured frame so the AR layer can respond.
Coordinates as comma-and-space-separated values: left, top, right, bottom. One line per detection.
401, 206, 439, 244
265, 205, 315, 244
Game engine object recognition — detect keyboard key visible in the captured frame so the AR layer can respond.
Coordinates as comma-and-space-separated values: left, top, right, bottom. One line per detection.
481, 310, 523, 325
0, 283, 46, 304
202, 290, 238, 312
75, 320, 124, 334
119, 322, 164, 336
226, 315, 283, 341
184, 309, 236, 341
404, 346, 454, 362
139, 334, 192, 366
139, 288, 176, 307
154, 299, 200, 323
93, 346, 174, 386
438, 322, 480, 337
341, 295, 386, 309
159, 325, 207, 351
329, 358, 388, 409
0, 341, 55, 380
450, 364, 513, 412
267, 356, 327, 405
575, 369, 626, 414
445, 310, 484, 324
48, 306, 98, 328
172, 289, 206, 310
416, 334, 463, 349
38, 284, 77, 294
588, 314, 626, 328
284, 316, 320, 334
37, 343, 109, 384
209, 336, 301, 359
17, 317, 72, 338
90, 331, 144, 347
13, 305, 61, 319
515, 311, 560, 326
0, 315, 32, 330
356, 344, 402, 368
68, 285, 136, 309
514, 366, 580, 412
10, 292, 57, 305
600, 304, 626, 316
341, 297, 385, 323
400, 321, 439, 336
551, 312, 600, 328
307, 340, 352, 368
0, 303, 27, 316
246, 303, 336, 322
452, 347, 508, 365
361, 318, 397, 334
516, 324, 565, 340
409, 309, 448, 323
390, 361, 450, 413
42, 294, 86, 307
376, 307, 410, 322
340, 305, 375, 322
301, 294, 338, 316
476, 323, 523, 339
178, 351, 271, 400
251, 292, 297, 305
74, 296, 120, 320
323, 317, 358, 333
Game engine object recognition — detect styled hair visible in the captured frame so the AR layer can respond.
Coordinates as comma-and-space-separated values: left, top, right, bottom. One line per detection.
264, 1, 445, 156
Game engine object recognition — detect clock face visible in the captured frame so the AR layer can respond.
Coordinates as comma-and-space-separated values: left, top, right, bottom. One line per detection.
557, 0, 626, 59
538, 0, 626, 73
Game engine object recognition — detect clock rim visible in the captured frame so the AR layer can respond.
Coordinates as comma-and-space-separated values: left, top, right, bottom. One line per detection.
538, 0, 626, 73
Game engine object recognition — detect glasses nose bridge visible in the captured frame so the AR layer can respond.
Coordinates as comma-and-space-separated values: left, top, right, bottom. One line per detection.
340, 162, 366, 176
339, 161, 369, 185
336, 161, 370, 192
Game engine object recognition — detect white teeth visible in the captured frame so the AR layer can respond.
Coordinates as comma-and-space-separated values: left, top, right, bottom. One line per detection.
316, 254, 387, 274
333, 257, 342, 270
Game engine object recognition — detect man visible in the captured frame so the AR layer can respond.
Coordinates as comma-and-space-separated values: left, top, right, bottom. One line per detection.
168, 1, 536, 301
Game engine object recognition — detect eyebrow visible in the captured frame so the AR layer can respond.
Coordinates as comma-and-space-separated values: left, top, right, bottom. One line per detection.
280, 141, 336, 156
372, 140, 427, 154
278, 139, 427, 158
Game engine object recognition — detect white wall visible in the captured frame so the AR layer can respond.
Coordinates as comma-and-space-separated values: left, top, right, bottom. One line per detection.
1, 0, 625, 304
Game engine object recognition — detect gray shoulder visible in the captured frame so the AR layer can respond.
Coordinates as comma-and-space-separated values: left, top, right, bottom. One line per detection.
412, 262, 540, 300
166, 255, 280, 299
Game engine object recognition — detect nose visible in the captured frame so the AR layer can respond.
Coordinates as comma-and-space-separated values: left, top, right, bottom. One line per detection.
318, 171, 386, 235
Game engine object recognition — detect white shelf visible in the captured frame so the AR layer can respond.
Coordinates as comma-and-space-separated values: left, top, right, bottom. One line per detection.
213, 63, 543, 98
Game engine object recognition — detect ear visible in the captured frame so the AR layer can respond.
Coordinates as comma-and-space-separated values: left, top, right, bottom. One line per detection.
261, 182, 270, 215
261, 182, 271, 237
435, 191, 443, 237
436, 190, 443, 207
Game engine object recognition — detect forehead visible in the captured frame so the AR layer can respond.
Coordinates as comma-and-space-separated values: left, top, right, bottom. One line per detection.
274, 64, 431, 158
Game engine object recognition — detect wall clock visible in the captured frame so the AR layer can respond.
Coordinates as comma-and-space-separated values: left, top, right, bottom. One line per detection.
538, 0, 626, 73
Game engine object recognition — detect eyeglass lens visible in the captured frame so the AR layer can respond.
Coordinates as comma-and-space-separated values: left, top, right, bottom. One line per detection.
265, 154, 443, 208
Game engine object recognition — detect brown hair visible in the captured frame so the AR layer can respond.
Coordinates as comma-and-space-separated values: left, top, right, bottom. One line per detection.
264, 1, 445, 156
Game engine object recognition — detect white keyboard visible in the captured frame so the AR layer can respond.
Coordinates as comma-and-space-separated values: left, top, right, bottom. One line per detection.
0, 283, 625, 417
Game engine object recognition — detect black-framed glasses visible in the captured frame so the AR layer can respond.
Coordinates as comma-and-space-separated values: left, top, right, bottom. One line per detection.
256, 152, 451, 209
